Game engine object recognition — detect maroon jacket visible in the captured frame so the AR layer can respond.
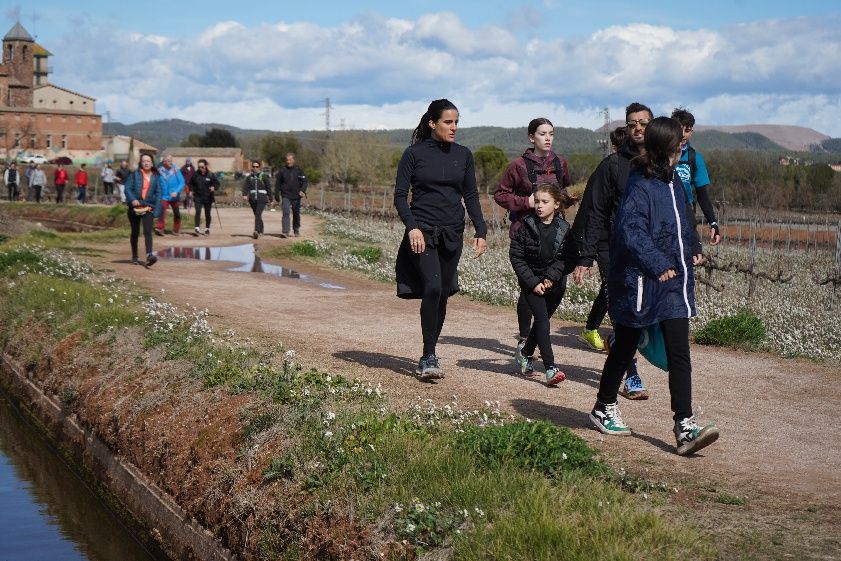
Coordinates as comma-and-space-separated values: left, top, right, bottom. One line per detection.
493, 149, 571, 238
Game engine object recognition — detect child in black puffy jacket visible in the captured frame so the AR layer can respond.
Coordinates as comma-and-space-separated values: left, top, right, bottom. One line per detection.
509, 182, 579, 386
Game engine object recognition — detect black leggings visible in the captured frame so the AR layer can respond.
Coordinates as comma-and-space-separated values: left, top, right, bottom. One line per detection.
597, 318, 692, 420
195, 201, 212, 229
55, 185, 65, 203
520, 279, 567, 368
517, 293, 532, 340
585, 243, 610, 331
249, 200, 266, 234
409, 241, 463, 357
127, 207, 154, 258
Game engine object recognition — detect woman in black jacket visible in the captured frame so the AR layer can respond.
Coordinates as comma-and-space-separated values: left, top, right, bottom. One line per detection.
394, 99, 487, 379
189, 158, 219, 235
509, 182, 578, 386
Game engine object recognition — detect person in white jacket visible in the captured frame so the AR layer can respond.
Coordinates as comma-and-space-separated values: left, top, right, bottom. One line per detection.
29, 164, 46, 203
3, 162, 20, 201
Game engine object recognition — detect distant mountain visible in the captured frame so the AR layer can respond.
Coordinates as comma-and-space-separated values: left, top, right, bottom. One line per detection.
107, 118, 826, 157
104, 119, 273, 150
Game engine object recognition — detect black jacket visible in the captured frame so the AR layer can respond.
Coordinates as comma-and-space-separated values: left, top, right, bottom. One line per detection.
189, 170, 219, 202
509, 213, 573, 291
274, 165, 307, 201
571, 140, 638, 267
242, 172, 272, 203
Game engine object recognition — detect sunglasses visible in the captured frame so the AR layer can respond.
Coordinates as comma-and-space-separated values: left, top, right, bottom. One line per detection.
626, 119, 651, 128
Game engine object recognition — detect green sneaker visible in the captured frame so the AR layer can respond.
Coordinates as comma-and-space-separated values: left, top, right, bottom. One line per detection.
579, 329, 605, 351
589, 401, 631, 436
513, 340, 534, 375
675, 416, 720, 456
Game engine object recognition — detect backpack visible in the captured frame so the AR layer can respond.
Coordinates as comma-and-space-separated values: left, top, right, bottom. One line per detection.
524, 156, 568, 192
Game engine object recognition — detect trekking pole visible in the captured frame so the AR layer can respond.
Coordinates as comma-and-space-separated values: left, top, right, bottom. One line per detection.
213, 201, 224, 232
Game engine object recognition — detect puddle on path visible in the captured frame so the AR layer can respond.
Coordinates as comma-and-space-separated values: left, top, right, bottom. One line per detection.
155, 244, 346, 290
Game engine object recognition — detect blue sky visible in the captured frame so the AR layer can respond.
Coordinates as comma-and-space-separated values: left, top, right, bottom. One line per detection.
6, 1, 841, 135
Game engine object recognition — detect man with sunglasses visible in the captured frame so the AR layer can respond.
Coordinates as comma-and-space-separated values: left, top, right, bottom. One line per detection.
242, 160, 272, 239
571, 102, 653, 400
671, 108, 721, 246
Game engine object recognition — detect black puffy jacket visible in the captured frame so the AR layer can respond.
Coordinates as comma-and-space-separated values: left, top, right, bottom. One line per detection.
509, 213, 573, 291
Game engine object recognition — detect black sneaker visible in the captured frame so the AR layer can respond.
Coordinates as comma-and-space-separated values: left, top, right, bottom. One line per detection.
674, 416, 719, 456
203, 228, 210, 236
416, 354, 444, 380
589, 400, 631, 436
131, 256, 140, 265
192, 227, 200, 237
145, 253, 158, 268
252, 231, 259, 239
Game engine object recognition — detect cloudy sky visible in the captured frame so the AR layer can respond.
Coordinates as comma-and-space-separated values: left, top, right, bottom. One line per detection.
6, 1, 841, 136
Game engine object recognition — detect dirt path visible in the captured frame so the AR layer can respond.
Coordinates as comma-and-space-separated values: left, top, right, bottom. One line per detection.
97, 207, 840, 557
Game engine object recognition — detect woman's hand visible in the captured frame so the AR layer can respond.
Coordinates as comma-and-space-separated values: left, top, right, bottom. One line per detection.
528, 194, 535, 208
693, 253, 705, 266
658, 269, 677, 282
542, 279, 553, 289
533, 283, 546, 295
408, 228, 425, 253
572, 265, 591, 284
473, 237, 487, 258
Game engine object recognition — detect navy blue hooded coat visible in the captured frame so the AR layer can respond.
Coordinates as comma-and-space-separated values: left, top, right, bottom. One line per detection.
608, 170, 700, 328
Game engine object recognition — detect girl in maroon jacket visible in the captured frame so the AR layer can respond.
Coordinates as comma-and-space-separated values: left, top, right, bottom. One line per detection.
493, 117, 572, 357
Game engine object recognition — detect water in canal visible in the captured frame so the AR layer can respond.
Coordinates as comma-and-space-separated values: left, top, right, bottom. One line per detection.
0, 392, 168, 561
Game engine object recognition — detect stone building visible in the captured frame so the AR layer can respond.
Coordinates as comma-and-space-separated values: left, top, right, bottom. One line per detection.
0, 22, 103, 163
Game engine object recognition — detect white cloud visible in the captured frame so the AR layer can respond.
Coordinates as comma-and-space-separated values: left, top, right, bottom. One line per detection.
46, 13, 841, 136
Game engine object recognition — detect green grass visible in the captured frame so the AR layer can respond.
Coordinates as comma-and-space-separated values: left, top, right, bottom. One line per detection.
289, 240, 324, 257
695, 309, 767, 348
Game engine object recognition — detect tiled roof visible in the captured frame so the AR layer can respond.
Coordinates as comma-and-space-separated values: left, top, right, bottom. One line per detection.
4, 22, 34, 42
163, 147, 243, 157
33, 43, 52, 57
34, 83, 96, 101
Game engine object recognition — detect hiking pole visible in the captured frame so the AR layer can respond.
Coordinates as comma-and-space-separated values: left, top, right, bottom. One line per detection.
213, 201, 223, 232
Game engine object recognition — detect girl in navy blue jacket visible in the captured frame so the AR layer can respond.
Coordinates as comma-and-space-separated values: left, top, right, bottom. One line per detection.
589, 117, 719, 456
509, 182, 577, 386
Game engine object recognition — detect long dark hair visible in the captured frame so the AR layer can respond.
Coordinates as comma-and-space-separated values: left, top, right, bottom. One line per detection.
138, 153, 160, 175
637, 117, 682, 181
527, 117, 553, 136
411, 99, 458, 144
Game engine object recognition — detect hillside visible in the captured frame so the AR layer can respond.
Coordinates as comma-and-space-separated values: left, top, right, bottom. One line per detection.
106, 119, 824, 157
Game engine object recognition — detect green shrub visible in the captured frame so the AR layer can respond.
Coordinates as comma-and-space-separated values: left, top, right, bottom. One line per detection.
0, 248, 42, 273
290, 240, 322, 257
453, 420, 607, 478
695, 310, 767, 348
349, 246, 382, 263
262, 456, 294, 482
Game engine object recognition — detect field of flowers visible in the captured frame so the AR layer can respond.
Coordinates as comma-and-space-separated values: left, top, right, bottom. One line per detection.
313, 211, 841, 363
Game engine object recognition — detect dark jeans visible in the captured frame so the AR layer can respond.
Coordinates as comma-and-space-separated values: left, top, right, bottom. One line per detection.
195, 201, 212, 229
281, 197, 301, 234
33, 185, 42, 203
77, 186, 87, 203
55, 184, 65, 203
585, 242, 610, 331
7, 184, 18, 201
597, 318, 692, 420
104, 182, 114, 196
249, 199, 266, 234
408, 239, 463, 357
127, 206, 154, 259
520, 278, 567, 368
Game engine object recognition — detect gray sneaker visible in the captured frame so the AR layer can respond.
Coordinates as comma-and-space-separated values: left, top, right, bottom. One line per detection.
416, 354, 444, 380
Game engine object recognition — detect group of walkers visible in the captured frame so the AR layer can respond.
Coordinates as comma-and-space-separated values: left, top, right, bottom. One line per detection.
394, 99, 720, 456
121, 152, 308, 267
2, 161, 92, 203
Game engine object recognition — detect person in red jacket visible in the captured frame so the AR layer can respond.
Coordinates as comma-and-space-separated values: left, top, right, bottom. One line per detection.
493, 117, 572, 362
53, 164, 69, 203
74, 164, 89, 204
